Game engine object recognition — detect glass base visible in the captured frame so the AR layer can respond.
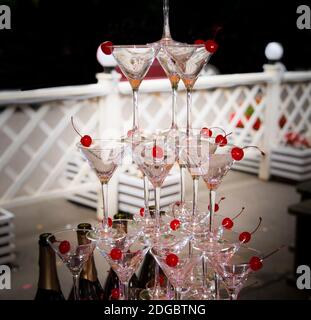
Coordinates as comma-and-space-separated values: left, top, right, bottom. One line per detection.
139, 288, 174, 300
87, 225, 125, 242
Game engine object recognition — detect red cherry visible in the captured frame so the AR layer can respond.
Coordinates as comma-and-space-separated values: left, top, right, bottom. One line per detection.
200, 127, 212, 137
152, 146, 164, 158
249, 256, 263, 271
215, 135, 228, 147
107, 217, 112, 227
175, 201, 181, 206
205, 40, 218, 53
81, 135, 92, 147
231, 147, 244, 161
170, 219, 181, 231
110, 248, 122, 260
208, 203, 219, 212
194, 39, 205, 45
239, 231, 251, 243
111, 288, 120, 300
59, 240, 70, 254
166, 253, 179, 267
140, 208, 145, 217
222, 217, 233, 229
101, 41, 114, 55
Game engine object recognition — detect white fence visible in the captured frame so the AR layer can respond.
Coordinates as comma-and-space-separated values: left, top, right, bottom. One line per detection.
0, 64, 310, 210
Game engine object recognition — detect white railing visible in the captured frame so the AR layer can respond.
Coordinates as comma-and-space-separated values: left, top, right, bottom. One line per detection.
0, 64, 310, 209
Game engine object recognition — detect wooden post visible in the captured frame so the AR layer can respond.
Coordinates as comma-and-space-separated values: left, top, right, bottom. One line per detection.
259, 63, 284, 180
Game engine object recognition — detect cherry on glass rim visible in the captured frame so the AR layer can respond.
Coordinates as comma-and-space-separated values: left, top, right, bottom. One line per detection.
71, 116, 92, 147
101, 41, 114, 55
205, 40, 218, 53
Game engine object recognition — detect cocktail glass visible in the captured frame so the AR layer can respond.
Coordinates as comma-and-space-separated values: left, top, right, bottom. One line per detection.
47, 229, 95, 300
151, 237, 201, 300
215, 246, 261, 300
97, 238, 149, 300
164, 44, 214, 134
78, 139, 126, 240
111, 45, 159, 132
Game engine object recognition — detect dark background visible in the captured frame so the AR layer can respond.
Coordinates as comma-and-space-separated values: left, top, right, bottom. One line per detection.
0, 0, 310, 89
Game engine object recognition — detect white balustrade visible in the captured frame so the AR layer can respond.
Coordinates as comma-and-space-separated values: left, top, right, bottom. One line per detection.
0, 64, 310, 213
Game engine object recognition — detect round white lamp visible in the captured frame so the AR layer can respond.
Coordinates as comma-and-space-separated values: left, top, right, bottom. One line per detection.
265, 42, 284, 61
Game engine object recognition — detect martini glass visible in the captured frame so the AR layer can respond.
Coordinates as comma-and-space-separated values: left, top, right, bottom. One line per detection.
164, 44, 213, 134
155, 0, 183, 131
111, 45, 159, 132
97, 238, 149, 300
215, 246, 261, 300
47, 229, 95, 300
179, 132, 215, 219
151, 237, 201, 300
202, 144, 236, 232
193, 225, 240, 299
78, 139, 126, 240
132, 137, 178, 299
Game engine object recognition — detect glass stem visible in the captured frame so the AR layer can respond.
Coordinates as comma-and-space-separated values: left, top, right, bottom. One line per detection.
174, 287, 182, 300
154, 186, 161, 235
202, 256, 207, 290
123, 282, 129, 300
162, 0, 171, 40
228, 289, 239, 300
132, 89, 139, 131
153, 263, 161, 296
209, 189, 216, 232
101, 182, 109, 228
171, 86, 177, 129
72, 274, 80, 300
180, 165, 186, 203
143, 175, 149, 212
192, 177, 199, 217
214, 273, 220, 300
186, 88, 192, 135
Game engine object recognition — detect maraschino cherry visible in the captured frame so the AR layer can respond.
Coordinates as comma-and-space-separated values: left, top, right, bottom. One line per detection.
71, 116, 92, 147
170, 219, 181, 231
166, 253, 179, 267
110, 248, 122, 260
139, 208, 145, 217
239, 217, 262, 243
222, 207, 245, 229
215, 132, 232, 147
111, 288, 120, 300
107, 217, 113, 228
249, 245, 285, 271
205, 40, 218, 53
231, 146, 265, 161
101, 41, 114, 55
152, 145, 164, 158
200, 127, 213, 137
208, 196, 225, 212
59, 240, 70, 254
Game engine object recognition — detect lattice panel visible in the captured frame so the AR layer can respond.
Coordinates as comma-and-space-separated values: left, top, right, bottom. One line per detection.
119, 84, 267, 148
278, 82, 311, 145
0, 98, 100, 206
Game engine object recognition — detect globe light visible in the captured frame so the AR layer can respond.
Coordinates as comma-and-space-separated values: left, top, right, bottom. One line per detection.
265, 42, 284, 61
96, 45, 117, 67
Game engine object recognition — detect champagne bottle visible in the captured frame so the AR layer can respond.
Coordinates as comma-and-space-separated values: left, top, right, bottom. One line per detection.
139, 206, 167, 289
34, 233, 65, 300
68, 223, 105, 300
102, 213, 140, 299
